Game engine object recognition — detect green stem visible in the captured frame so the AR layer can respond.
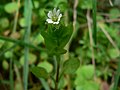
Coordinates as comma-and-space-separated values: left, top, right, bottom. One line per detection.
9, 0, 20, 89
92, 0, 97, 45
10, 56, 14, 90
113, 57, 120, 90
23, 0, 32, 90
39, 78, 51, 90
55, 55, 60, 90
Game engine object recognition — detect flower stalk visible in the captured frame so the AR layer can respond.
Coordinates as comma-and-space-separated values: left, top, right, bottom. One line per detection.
55, 55, 60, 90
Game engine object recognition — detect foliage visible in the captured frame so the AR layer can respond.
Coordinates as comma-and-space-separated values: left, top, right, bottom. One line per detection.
0, 0, 120, 90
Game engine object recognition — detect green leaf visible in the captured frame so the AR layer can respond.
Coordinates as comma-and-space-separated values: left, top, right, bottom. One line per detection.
4, 2, 19, 14
41, 24, 72, 55
41, 30, 65, 55
76, 81, 99, 90
40, 52, 48, 60
79, 0, 92, 9
76, 65, 94, 80
33, 1, 39, 9
58, 77, 66, 89
108, 48, 119, 59
2, 60, 9, 70
57, 48, 67, 54
20, 53, 37, 65
31, 34, 44, 45
50, 48, 67, 55
75, 65, 100, 90
76, 86, 83, 90
0, 40, 5, 48
63, 58, 80, 74
0, 18, 9, 29
30, 66, 48, 79
19, 18, 26, 27
41, 30, 57, 52
58, 25, 73, 48
37, 61, 53, 73
4, 51, 13, 59
74, 75, 87, 86
109, 8, 120, 19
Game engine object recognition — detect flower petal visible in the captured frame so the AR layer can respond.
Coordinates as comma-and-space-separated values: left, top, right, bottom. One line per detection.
46, 8, 62, 24
53, 8, 57, 15
53, 21, 59, 24
56, 9, 60, 16
46, 19, 53, 23
47, 11, 52, 18
58, 14, 62, 21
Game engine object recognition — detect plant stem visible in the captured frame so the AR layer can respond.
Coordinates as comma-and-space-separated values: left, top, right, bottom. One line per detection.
92, 0, 97, 81
39, 78, 51, 90
92, 0, 97, 45
55, 55, 60, 90
113, 57, 120, 90
10, 56, 14, 90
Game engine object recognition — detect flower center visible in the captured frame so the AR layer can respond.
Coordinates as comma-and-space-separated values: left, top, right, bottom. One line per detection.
52, 16, 58, 22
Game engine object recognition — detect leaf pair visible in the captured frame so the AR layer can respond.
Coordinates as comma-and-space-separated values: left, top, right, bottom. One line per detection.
40, 24, 73, 55
30, 58, 80, 79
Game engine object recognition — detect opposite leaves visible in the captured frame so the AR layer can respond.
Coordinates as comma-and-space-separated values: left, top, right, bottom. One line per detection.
41, 24, 72, 55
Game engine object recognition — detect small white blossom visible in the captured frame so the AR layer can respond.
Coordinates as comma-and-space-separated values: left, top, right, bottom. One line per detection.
46, 8, 62, 24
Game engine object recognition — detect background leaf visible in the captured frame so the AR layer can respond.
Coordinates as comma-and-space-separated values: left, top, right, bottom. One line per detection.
63, 58, 80, 74
4, 2, 19, 14
37, 61, 53, 73
76, 65, 94, 80
20, 53, 37, 66
75, 65, 99, 90
30, 66, 48, 79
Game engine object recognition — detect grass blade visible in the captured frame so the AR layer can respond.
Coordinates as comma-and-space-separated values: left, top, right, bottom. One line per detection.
23, 0, 32, 90
0, 36, 45, 51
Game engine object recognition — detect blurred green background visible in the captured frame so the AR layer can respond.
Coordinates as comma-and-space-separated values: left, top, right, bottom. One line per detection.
0, 0, 120, 90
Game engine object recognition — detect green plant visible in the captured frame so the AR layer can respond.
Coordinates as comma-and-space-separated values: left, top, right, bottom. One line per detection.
30, 8, 80, 90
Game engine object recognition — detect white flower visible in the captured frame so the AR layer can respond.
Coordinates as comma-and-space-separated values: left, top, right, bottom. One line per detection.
46, 8, 62, 24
